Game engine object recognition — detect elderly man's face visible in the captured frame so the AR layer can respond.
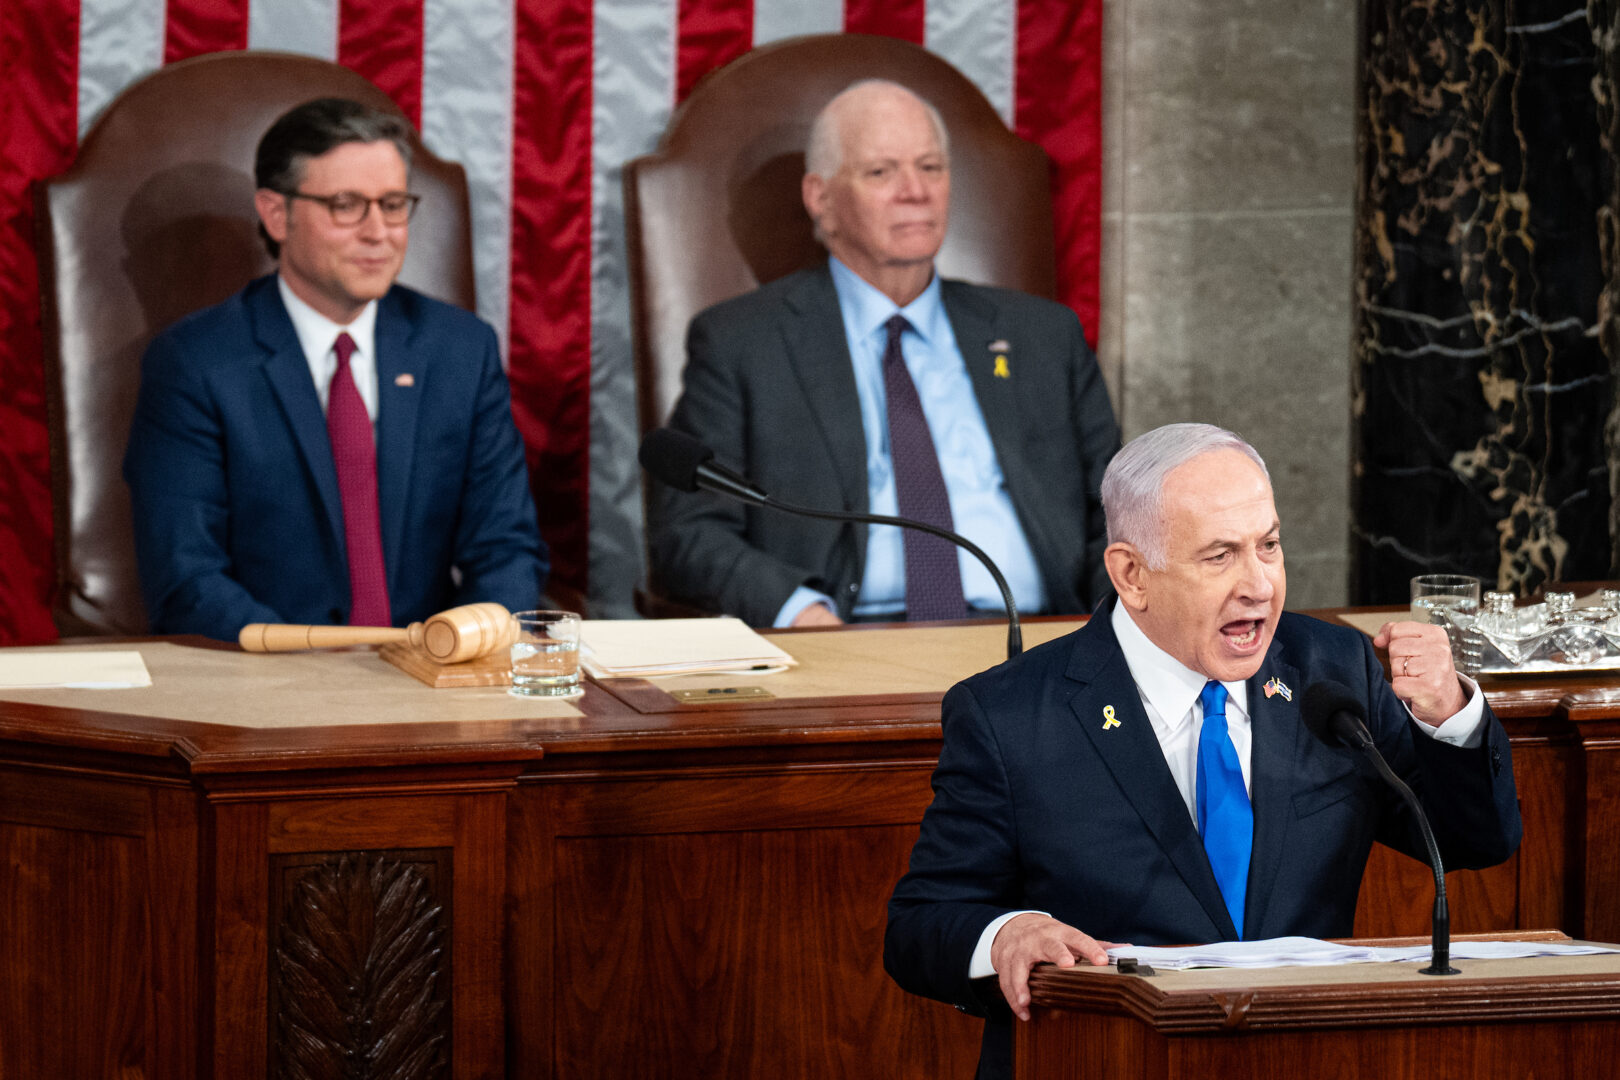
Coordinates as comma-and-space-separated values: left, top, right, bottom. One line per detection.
804, 87, 949, 287
1128, 449, 1286, 683
254, 139, 409, 324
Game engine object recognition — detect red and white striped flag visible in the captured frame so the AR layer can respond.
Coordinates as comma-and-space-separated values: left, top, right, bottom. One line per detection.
0, 0, 1100, 641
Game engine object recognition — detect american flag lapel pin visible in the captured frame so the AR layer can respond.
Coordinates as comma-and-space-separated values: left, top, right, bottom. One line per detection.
1263, 677, 1292, 701
394, 373, 416, 387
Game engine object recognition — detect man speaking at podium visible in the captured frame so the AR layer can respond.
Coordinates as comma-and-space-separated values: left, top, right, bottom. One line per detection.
124, 99, 547, 641
647, 79, 1119, 627
884, 423, 1521, 1080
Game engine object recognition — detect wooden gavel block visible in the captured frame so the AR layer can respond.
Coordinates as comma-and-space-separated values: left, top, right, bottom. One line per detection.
238, 601, 519, 663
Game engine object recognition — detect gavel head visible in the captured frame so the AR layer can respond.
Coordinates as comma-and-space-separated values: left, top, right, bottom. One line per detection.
407, 602, 518, 663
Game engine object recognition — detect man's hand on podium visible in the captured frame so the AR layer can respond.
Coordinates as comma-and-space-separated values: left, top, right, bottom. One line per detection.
792, 604, 844, 627
991, 912, 1113, 1021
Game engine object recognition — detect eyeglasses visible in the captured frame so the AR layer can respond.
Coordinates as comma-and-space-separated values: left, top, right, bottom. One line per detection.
284, 190, 422, 226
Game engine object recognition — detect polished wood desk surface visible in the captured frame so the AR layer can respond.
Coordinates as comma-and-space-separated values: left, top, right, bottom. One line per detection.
4, 608, 1620, 770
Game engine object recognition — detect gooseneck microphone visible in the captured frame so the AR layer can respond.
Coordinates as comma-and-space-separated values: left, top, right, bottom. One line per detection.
639, 428, 1022, 659
1301, 680, 1459, 976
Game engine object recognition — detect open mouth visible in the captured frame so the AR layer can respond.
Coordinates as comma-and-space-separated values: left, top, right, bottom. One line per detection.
1222, 620, 1261, 650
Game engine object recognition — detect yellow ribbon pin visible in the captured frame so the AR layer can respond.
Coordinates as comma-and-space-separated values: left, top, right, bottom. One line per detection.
992, 354, 1011, 379
1102, 705, 1120, 730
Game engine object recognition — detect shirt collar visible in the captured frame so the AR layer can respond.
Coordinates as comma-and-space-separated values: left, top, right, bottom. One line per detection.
827, 256, 948, 348
277, 274, 379, 365
1110, 600, 1250, 730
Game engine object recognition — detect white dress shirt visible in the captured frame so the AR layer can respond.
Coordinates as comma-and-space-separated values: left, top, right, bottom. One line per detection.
277, 275, 380, 424
966, 603, 1488, 978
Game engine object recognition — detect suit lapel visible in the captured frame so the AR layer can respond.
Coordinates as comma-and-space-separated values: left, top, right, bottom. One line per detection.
943, 281, 1027, 486
1065, 610, 1239, 940
254, 280, 345, 545
373, 289, 420, 589
781, 267, 869, 518
941, 280, 1055, 589
1241, 642, 1304, 940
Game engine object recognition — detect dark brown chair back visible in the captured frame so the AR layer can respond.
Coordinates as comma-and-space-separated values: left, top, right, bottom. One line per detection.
38, 50, 476, 636
624, 33, 1058, 440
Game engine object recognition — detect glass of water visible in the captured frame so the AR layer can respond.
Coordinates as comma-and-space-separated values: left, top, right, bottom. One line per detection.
1409, 574, 1482, 622
509, 610, 583, 697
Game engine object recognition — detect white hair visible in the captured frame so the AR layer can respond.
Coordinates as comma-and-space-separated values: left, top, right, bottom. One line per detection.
804, 79, 950, 181
1101, 423, 1271, 570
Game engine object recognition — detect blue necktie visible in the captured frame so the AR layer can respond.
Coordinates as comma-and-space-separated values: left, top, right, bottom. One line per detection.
1197, 680, 1253, 938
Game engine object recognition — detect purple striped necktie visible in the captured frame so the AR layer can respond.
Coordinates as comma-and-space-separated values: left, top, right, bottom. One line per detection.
328, 332, 391, 626
882, 314, 967, 622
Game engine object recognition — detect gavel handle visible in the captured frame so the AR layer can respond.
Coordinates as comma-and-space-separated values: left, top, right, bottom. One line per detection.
239, 623, 409, 652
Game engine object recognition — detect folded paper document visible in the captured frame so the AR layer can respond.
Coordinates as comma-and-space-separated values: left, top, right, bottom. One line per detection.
579, 618, 798, 678
1108, 936, 1620, 970
0, 650, 152, 689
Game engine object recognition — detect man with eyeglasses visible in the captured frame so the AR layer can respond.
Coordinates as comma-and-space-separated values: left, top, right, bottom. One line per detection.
124, 98, 548, 640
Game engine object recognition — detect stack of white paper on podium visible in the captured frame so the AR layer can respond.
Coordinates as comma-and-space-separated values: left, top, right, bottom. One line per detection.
579, 618, 798, 679
1108, 936, 1620, 970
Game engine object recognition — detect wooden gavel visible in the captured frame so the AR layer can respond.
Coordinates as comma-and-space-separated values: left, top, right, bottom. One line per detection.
238, 601, 518, 664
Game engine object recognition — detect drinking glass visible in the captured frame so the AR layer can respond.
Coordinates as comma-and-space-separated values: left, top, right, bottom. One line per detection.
509, 610, 582, 697
1409, 575, 1482, 622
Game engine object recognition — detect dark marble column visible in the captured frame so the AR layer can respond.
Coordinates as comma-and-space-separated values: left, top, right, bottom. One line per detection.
1352, 1, 1612, 602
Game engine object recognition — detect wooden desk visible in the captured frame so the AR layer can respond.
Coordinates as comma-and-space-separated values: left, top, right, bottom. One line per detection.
0, 615, 1614, 1078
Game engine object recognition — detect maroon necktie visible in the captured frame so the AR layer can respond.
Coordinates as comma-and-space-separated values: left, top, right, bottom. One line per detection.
883, 315, 967, 621
328, 332, 391, 626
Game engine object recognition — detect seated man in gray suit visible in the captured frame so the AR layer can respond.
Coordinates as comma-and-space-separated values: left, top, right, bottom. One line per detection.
647, 79, 1121, 628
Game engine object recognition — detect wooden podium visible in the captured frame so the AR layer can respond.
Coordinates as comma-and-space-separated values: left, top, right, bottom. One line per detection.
1018, 940, 1620, 1079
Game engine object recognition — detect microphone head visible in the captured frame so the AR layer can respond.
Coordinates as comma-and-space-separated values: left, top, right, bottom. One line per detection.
1300, 680, 1365, 749
639, 428, 713, 492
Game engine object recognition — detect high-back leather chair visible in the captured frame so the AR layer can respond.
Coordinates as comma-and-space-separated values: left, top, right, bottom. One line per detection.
624, 33, 1058, 613
38, 51, 476, 636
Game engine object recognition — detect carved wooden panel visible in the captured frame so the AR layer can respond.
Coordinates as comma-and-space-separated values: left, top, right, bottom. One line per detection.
267, 848, 452, 1080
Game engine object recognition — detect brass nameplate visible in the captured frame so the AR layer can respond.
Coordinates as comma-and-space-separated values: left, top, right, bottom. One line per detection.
670, 685, 777, 703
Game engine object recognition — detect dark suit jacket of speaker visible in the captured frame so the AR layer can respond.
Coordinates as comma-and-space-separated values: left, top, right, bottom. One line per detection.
647, 264, 1121, 626
884, 602, 1523, 1080
123, 275, 548, 640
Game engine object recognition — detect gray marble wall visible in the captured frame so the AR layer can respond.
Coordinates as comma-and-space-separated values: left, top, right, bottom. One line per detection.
1097, 0, 1358, 609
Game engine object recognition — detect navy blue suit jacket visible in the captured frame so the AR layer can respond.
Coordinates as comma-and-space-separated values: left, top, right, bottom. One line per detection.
124, 276, 548, 639
885, 602, 1522, 1079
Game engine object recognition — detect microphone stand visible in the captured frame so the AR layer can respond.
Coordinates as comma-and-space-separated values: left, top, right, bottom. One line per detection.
756, 494, 1023, 659
1339, 723, 1458, 976
640, 427, 1023, 660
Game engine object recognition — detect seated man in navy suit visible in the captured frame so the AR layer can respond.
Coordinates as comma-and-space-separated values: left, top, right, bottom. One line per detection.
124, 98, 548, 641
884, 423, 1521, 1080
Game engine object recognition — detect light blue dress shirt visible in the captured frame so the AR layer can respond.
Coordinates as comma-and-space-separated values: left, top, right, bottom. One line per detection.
774, 258, 1048, 626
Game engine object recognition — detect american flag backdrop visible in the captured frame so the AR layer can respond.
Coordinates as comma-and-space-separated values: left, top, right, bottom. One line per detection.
0, 0, 1102, 643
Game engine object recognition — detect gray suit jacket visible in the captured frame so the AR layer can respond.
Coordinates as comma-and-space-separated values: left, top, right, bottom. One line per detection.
647, 264, 1120, 626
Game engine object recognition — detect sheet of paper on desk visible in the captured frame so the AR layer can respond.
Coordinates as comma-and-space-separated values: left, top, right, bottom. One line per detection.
579, 617, 797, 678
1108, 936, 1620, 970
0, 650, 152, 689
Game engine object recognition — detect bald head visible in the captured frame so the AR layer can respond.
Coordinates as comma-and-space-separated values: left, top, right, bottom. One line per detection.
806, 80, 950, 180
802, 80, 952, 305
